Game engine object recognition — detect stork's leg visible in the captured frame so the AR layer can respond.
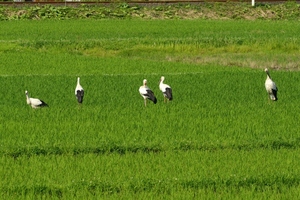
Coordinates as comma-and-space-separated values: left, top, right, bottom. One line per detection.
144, 99, 147, 107
267, 95, 271, 104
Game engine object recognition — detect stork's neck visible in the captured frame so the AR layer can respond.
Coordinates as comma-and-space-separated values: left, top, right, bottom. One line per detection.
77, 78, 80, 85
26, 94, 31, 105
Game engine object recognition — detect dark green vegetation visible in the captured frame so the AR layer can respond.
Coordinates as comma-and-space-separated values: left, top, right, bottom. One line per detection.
1, 19, 300, 198
0, 1, 300, 20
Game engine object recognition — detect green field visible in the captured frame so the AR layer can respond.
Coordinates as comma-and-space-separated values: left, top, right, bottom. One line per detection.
1, 19, 300, 199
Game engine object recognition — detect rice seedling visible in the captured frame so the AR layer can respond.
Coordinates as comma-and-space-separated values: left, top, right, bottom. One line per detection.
0, 19, 300, 199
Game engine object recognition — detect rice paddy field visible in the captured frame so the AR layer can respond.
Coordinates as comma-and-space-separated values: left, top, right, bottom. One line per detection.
1, 19, 300, 199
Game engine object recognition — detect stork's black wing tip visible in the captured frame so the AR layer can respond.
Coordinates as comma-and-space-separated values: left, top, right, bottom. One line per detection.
40, 100, 48, 107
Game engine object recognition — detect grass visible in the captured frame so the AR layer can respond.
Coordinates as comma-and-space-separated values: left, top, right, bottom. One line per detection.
1, 19, 300, 198
1, 20, 299, 73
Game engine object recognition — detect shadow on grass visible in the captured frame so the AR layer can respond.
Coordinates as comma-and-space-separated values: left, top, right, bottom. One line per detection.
2, 138, 300, 159
2, 176, 300, 197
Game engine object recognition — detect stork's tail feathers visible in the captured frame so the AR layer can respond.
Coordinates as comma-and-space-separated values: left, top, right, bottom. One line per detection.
147, 90, 157, 104
165, 88, 173, 100
40, 100, 49, 107
270, 95, 278, 101
270, 89, 278, 101
76, 90, 84, 103
149, 95, 157, 104
152, 97, 157, 104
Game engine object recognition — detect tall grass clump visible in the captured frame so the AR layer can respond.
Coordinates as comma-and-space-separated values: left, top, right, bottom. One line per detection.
0, 2, 300, 20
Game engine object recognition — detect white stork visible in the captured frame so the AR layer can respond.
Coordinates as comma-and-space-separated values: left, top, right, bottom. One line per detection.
265, 68, 278, 101
159, 76, 173, 102
139, 79, 157, 106
75, 77, 84, 104
25, 90, 48, 108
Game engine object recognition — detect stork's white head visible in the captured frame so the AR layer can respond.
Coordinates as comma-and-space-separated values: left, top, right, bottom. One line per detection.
160, 76, 165, 82
265, 68, 271, 77
25, 90, 28, 95
143, 79, 147, 85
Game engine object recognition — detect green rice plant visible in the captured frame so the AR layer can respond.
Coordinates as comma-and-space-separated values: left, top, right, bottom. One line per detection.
1, 19, 300, 199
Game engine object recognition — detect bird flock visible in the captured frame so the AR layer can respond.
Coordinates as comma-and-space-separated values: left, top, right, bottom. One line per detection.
25, 69, 278, 109
138, 76, 173, 107
25, 77, 84, 109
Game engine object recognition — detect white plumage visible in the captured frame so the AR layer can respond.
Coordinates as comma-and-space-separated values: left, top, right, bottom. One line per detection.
265, 68, 278, 101
75, 77, 84, 104
25, 90, 48, 108
159, 76, 173, 102
139, 79, 157, 106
